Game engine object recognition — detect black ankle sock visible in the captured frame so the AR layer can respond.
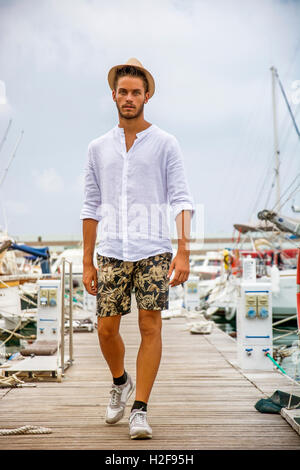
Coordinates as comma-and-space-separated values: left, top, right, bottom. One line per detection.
131, 400, 147, 412
113, 370, 127, 386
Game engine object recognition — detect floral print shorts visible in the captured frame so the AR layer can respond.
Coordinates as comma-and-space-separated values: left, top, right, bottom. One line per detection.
96, 252, 173, 317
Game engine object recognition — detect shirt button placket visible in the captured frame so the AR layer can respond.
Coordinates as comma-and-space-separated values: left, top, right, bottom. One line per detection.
121, 137, 129, 260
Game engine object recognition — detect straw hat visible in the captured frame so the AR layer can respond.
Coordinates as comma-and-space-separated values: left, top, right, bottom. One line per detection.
107, 58, 155, 98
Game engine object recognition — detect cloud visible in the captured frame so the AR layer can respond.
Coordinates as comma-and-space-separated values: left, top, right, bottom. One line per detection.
32, 168, 64, 193
0, 79, 13, 117
0, 0, 297, 77
76, 173, 84, 192
0, 80, 7, 105
3, 199, 29, 215
0, 0, 300, 237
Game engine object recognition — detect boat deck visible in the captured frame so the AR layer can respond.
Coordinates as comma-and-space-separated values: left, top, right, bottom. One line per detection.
1, 297, 300, 450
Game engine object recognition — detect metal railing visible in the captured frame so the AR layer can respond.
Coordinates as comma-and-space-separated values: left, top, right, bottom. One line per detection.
60, 258, 73, 375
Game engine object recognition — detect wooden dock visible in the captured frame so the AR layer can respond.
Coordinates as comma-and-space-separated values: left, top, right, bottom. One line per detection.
1, 297, 300, 450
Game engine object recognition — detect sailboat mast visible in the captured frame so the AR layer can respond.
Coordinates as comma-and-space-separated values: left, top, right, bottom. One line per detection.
0, 119, 12, 156
271, 66, 281, 212
0, 130, 24, 189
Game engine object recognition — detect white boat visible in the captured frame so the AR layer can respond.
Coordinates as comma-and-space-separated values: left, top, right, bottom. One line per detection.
51, 248, 85, 276
190, 251, 223, 279
51, 247, 97, 325
271, 267, 297, 319
0, 280, 36, 330
200, 272, 240, 321
0, 230, 19, 276
201, 261, 297, 321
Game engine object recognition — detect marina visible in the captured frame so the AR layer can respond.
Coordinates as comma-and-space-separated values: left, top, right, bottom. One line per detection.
2, 226, 300, 449
0, 297, 300, 450
1, 2, 300, 450
1, 235, 300, 449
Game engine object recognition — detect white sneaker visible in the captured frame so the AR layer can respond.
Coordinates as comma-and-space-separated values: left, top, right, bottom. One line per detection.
105, 373, 135, 424
129, 409, 152, 439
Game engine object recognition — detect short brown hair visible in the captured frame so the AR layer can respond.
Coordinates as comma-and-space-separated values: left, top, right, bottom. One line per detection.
114, 66, 149, 93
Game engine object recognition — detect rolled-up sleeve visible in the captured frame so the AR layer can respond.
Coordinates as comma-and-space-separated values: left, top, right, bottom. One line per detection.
80, 144, 102, 221
166, 137, 195, 220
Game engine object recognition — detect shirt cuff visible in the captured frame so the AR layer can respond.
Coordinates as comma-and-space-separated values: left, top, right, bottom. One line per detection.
80, 210, 101, 222
172, 203, 195, 220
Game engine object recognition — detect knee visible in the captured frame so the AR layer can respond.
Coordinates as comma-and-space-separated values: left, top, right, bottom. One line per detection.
139, 312, 162, 338
97, 317, 120, 341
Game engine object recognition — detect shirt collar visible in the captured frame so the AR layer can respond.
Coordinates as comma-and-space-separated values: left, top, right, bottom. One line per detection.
115, 124, 156, 139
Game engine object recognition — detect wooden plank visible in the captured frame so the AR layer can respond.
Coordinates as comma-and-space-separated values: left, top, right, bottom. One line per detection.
0, 296, 300, 449
281, 408, 300, 436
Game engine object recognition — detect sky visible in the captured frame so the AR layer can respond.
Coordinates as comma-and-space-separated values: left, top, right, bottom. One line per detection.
0, 0, 300, 242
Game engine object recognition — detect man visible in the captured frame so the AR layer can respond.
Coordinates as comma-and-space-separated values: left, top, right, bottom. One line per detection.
80, 58, 194, 440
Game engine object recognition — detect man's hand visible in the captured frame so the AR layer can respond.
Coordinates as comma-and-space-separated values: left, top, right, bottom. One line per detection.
82, 219, 98, 296
83, 263, 98, 296
167, 250, 190, 287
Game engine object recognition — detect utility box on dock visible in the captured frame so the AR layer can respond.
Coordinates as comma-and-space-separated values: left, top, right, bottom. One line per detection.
237, 280, 273, 371
37, 279, 61, 341
2, 277, 73, 382
183, 276, 200, 311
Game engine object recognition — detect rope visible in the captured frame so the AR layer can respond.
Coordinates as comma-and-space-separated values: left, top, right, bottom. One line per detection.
0, 372, 51, 435
287, 337, 300, 410
0, 277, 37, 308
0, 317, 23, 348
0, 372, 28, 388
19, 293, 37, 307
0, 326, 35, 340
0, 294, 36, 348
0, 425, 52, 435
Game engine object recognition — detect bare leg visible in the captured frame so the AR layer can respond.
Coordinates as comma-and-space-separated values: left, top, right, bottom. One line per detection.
97, 315, 125, 378
135, 309, 162, 403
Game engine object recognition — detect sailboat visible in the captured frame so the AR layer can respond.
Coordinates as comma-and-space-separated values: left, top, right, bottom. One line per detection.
203, 66, 300, 321
0, 123, 51, 330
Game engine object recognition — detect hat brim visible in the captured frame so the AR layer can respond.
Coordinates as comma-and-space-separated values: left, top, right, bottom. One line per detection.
108, 64, 155, 98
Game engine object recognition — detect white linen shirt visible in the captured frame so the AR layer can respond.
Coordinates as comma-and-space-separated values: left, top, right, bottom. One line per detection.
80, 124, 194, 261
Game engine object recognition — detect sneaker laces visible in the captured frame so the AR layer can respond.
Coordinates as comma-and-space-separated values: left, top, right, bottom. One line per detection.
131, 411, 147, 426
109, 385, 122, 407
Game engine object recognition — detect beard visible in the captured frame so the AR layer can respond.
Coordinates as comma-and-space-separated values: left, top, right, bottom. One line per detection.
116, 101, 145, 120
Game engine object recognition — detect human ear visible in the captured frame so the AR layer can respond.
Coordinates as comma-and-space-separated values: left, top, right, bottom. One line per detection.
144, 91, 150, 104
